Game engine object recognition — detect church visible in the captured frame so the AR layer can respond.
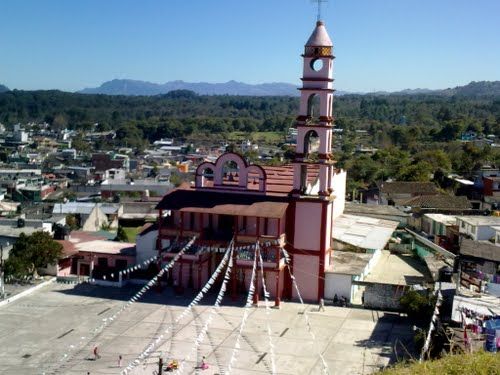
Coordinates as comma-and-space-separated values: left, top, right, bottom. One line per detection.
154, 20, 347, 303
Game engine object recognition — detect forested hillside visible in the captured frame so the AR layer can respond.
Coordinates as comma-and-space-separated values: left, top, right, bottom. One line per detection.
1, 89, 499, 189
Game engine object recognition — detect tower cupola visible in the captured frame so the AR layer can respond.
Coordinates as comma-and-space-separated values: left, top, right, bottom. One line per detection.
304, 21, 333, 57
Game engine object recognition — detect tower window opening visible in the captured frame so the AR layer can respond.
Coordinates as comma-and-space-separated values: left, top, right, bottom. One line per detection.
222, 160, 240, 186
300, 165, 308, 194
307, 94, 321, 123
310, 58, 323, 72
304, 130, 320, 161
202, 168, 214, 180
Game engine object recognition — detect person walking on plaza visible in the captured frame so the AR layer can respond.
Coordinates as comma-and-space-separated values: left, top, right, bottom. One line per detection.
118, 354, 122, 368
318, 298, 325, 312
93, 346, 101, 360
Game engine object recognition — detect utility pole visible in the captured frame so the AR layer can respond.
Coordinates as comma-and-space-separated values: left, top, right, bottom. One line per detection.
0, 243, 5, 298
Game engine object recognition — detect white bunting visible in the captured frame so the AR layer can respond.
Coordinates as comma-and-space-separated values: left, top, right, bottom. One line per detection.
123, 238, 235, 374
226, 243, 258, 374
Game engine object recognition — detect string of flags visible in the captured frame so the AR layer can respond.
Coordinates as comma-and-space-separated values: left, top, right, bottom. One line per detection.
50, 237, 196, 374
122, 239, 235, 374
226, 244, 258, 374
63, 253, 160, 286
257, 243, 277, 374
282, 248, 330, 375
174, 245, 235, 374
63, 239, 283, 287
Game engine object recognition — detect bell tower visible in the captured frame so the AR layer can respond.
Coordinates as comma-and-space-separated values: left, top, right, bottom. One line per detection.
292, 21, 335, 197
287, 20, 345, 302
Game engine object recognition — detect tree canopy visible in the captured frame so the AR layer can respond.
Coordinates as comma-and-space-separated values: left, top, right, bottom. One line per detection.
5, 232, 63, 279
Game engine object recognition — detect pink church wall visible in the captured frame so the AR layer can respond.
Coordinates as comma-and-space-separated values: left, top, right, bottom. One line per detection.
241, 268, 282, 299
324, 202, 333, 269
267, 218, 279, 237
294, 202, 322, 250
292, 254, 319, 301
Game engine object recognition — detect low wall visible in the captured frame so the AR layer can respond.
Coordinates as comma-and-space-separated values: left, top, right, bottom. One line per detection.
363, 283, 408, 311
388, 243, 412, 255
0, 278, 55, 308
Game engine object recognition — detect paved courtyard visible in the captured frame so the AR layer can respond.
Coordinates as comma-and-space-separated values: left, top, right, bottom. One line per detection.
0, 283, 415, 375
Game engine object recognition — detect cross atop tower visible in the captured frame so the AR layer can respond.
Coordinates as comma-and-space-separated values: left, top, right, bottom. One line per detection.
311, 0, 328, 21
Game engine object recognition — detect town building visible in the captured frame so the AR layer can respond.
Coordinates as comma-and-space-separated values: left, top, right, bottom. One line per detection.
378, 181, 438, 205
456, 215, 500, 241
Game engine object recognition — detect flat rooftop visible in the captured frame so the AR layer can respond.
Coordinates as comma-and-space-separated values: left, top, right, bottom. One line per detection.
424, 213, 457, 226
327, 251, 373, 275
0, 225, 42, 238
364, 250, 430, 285
456, 215, 500, 226
0, 283, 416, 374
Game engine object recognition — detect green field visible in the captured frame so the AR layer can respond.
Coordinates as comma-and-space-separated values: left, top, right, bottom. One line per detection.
227, 131, 284, 145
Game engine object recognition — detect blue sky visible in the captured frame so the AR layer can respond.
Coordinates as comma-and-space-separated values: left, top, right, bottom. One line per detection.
1, 0, 499, 92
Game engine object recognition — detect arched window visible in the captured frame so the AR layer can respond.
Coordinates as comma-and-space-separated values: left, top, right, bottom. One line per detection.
300, 165, 308, 194
304, 130, 320, 160
307, 94, 320, 121
202, 167, 214, 181
222, 160, 240, 186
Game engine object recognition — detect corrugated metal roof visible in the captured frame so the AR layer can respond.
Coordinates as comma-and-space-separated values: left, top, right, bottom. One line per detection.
332, 214, 398, 251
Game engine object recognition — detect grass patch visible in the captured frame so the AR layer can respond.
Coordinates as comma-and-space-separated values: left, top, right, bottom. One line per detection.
378, 351, 500, 375
227, 131, 284, 145
122, 227, 142, 243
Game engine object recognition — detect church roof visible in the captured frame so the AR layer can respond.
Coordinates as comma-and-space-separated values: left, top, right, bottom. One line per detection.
305, 21, 333, 47
156, 189, 289, 219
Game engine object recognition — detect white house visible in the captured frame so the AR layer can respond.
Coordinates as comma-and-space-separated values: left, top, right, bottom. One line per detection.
456, 216, 500, 241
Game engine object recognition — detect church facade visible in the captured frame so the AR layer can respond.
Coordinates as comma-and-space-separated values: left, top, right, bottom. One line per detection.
155, 20, 346, 303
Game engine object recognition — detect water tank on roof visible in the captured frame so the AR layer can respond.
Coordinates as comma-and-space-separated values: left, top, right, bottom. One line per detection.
438, 266, 453, 282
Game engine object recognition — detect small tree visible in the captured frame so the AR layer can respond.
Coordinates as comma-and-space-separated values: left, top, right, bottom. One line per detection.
400, 290, 436, 320
115, 226, 128, 242
5, 232, 63, 279
65, 214, 79, 230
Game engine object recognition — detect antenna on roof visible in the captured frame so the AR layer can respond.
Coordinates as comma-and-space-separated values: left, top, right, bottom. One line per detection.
311, 0, 328, 21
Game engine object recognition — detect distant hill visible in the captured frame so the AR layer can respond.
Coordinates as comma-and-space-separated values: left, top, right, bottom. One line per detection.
369, 81, 500, 97
440, 81, 500, 97
0, 84, 9, 93
79, 79, 500, 97
79, 79, 301, 96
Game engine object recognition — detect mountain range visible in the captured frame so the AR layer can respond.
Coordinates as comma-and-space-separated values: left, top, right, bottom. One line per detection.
1, 80, 499, 97
78, 79, 302, 96
78, 79, 500, 97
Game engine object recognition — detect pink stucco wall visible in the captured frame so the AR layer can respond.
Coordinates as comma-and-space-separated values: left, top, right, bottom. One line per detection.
292, 254, 319, 301
294, 202, 322, 250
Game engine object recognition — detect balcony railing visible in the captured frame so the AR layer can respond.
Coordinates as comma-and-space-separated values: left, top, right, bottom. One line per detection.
160, 226, 285, 244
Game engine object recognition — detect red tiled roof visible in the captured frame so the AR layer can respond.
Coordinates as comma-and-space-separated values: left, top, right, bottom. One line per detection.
399, 194, 471, 209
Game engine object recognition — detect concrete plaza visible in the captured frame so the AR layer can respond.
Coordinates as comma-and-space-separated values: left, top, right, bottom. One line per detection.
0, 283, 415, 375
